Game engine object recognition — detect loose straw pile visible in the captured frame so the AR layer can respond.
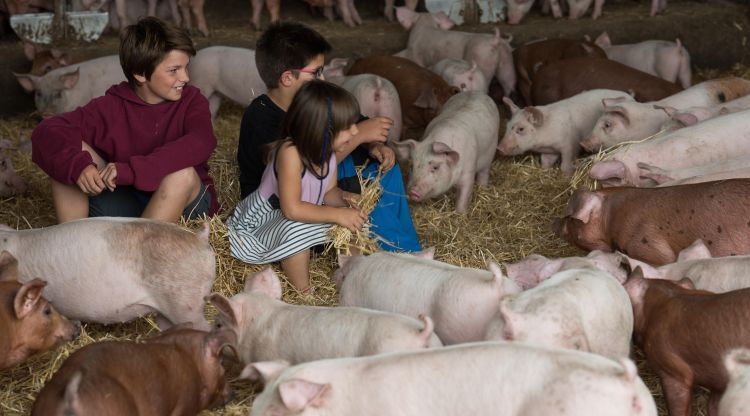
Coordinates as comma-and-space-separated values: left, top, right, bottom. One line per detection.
325, 162, 384, 256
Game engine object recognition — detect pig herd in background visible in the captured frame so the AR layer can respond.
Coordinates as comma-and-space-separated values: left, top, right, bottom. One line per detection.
6, 3, 750, 416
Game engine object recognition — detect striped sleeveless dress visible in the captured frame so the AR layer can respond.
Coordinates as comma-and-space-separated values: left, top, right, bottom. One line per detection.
227, 151, 337, 264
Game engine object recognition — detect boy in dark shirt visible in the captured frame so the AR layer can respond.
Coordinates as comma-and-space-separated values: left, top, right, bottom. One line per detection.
31, 17, 216, 224
237, 22, 421, 252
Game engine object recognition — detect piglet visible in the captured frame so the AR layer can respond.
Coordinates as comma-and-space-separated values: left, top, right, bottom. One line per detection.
0, 139, 27, 197
177, 0, 209, 36
0, 251, 79, 370
207, 267, 441, 366
0, 218, 216, 329
393, 91, 499, 212
337, 250, 521, 345
624, 267, 750, 416
499, 89, 631, 176
594, 32, 691, 88
553, 180, 750, 265
31, 327, 235, 415
504, 250, 626, 290
531, 57, 682, 105
324, 62, 403, 142
720, 348, 750, 416
620, 240, 750, 294
429, 59, 489, 93
488, 267, 633, 360
248, 342, 657, 416
189, 46, 267, 119
582, 77, 750, 152
347, 55, 459, 130
513, 38, 606, 105
14, 55, 124, 116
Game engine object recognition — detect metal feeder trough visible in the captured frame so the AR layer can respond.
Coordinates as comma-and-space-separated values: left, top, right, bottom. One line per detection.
426, 0, 506, 25
10, 11, 109, 44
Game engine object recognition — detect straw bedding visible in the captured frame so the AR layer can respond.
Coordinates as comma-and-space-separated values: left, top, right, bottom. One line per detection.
2, 65, 746, 414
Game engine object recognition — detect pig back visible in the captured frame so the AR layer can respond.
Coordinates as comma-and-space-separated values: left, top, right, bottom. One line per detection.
514, 39, 607, 105
531, 57, 682, 106
422, 91, 500, 171
347, 55, 458, 129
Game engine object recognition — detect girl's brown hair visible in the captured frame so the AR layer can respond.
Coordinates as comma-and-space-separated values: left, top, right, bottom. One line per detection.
270, 80, 360, 178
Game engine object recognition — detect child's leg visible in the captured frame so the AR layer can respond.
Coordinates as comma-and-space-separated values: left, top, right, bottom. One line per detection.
51, 142, 107, 224
141, 167, 201, 223
280, 249, 311, 292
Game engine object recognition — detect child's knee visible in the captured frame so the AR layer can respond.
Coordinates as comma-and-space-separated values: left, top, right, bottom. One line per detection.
160, 167, 200, 194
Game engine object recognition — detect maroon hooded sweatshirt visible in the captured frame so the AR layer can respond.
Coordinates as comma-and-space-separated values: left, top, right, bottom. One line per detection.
31, 81, 218, 215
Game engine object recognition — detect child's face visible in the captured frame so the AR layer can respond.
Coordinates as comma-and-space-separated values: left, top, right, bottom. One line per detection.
333, 123, 359, 152
134, 50, 191, 105
288, 54, 326, 93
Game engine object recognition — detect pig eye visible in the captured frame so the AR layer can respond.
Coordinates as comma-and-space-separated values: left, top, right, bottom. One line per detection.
430, 164, 439, 172
43, 305, 52, 316
603, 121, 612, 130
516, 126, 525, 134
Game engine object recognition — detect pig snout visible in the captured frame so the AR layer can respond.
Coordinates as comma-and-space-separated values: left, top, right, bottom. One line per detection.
407, 187, 424, 202
579, 136, 600, 152
497, 137, 517, 155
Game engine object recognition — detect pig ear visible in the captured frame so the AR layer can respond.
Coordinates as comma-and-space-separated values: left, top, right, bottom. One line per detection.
677, 239, 712, 262
63, 371, 83, 413
602, 96, 628, 107
432, 11, 455, 30
675, 277, 696, 290
204, 328, 239, 360
568, 189, 602, 224
412, 246, 435, 260
196, 222, 210, 242
0, 250, 19, 281
603, 105, 630, 126
337, 253, 352, 269
621, 254, 660, 279
718, 106, 730, 116
524, 107, 544, 127
395, 6, 419, 30
59, 68, 81, 90
206, 294, 238, 328
279, 379, 332, 412
623, 266, 648, 299
589, 159, 626, 182
413, 87, 439, 109
618, 359, 638, 383
499, 297, 519, 341
392, 139, 417, 162
431, 142, 459, 166
594, 31, 611, 48
502, 97, 520, 114
671, 112, 699, 127
23, 41, 38, 60
239, 360, 290, 384
653, 104, 677, 117
245, 267, 283, 300
14, 73, 39, 93
636, 162, 673, 185
724, 349, 750, 379
324, 58, 349, 78
14, 278, 46, 319
488, 261, 505, 282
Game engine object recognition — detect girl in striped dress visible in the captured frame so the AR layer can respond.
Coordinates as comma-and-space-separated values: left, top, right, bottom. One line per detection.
227, 80, 367, 293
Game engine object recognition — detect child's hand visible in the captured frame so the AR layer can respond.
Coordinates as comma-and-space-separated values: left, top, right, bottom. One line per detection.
356, 117, 392, 144
99, 163, 118, 192
76, 165, 105, 195
337, 207, 367, 232
368, 143, 395, 172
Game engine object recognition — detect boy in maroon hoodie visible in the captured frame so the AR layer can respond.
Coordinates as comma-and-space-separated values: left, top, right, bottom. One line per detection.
31, 17, 217, 224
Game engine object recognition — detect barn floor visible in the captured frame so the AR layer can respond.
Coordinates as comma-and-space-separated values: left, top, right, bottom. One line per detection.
0, 0, 747, 415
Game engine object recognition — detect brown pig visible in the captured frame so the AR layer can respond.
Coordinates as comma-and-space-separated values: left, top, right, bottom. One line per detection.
31, 327, 236, 416
513, 39, 606, 105
624, 267, 750, 416
531, 57, 682, 105
347, 55, 460, 131
0, 251, 79, 370
553, 179, 750, 265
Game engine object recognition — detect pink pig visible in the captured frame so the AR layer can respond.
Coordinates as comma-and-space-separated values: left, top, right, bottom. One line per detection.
208, 267, 441, 366
0, 218, 216, 329
248, 342, 657, 416
504, 250, 627, 290
430, 58, 489, 93
393, 91, 499, 213
250, 0, 280, 30
337, 250, 521, 345
189, 46, 267, 119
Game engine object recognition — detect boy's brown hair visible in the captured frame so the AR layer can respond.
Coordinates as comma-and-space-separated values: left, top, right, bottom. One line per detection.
255, 22, 332, 89
119, 16, 196, 89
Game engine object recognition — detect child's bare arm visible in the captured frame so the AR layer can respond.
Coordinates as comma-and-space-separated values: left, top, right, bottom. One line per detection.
278, 145, 366, 231
334, 116, 392, 161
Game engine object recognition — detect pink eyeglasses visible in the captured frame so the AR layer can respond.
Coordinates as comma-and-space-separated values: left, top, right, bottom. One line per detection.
285, 66, 324, 79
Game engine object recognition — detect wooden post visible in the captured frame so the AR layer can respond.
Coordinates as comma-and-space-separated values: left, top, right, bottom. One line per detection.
51, 0, 66, 42
462, 0, 480, 25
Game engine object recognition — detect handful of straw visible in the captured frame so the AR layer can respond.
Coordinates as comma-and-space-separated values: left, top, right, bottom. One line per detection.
325, 163, 384, 256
